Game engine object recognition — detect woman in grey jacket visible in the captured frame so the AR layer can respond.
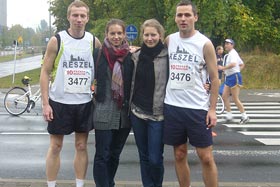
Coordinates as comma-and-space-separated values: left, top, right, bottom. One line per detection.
129, 19, 168, 187
93, 18, 133, 187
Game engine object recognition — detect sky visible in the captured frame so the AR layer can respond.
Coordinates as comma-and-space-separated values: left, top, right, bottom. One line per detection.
7, 0, 52, 30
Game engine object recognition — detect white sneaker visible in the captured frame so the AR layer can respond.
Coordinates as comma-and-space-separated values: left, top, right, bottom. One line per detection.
225, 115, 233, 122
240, 116, 250, 124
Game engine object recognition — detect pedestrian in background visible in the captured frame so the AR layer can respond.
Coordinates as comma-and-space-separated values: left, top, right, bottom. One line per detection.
40, 1, 101, 187
129, 19, 168, 187
92, 18, 133, 187
218, 38, 249, 124
163, 0, 219, 187
216, 45, 224, 85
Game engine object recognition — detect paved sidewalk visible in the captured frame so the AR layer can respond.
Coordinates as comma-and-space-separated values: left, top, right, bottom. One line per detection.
1, 179, 280, 187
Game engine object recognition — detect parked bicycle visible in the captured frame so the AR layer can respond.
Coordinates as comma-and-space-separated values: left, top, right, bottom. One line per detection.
205, 79, 225, 115
216, 94, 225, 115
4, 76, 41, 116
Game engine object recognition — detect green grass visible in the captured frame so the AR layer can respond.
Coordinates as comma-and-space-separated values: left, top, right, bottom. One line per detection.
241, 52, 280, 89
0, 68, 41, 89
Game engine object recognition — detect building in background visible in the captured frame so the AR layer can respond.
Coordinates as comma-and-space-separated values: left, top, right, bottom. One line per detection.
0, 0, 7, 27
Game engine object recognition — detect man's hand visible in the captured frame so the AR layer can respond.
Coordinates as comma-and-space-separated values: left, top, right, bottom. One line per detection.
42, 104, 53, 122
206, 108, 217, 129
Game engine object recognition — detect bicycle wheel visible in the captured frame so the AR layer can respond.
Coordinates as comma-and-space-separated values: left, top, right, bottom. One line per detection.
216, 94, 225, 115
4, 87, 30, 116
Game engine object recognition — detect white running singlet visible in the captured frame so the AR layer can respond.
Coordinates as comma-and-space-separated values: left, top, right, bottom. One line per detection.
49, 31, 94, 104
164, 31, 210, 111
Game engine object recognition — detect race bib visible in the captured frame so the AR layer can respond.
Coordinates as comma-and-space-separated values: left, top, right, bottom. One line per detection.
170, 63, 195, 89
64, 68, 91, 93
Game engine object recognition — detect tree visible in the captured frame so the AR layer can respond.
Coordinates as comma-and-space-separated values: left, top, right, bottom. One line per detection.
48, 0, 280, 53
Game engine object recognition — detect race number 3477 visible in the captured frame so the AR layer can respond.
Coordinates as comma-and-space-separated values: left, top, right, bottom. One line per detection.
64, 69, 91, 93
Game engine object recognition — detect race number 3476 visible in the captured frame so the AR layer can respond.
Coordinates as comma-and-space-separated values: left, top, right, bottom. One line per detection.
170, 64, 195, 89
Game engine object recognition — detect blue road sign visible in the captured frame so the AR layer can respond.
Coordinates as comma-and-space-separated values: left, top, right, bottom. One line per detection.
126, 24, 138, 42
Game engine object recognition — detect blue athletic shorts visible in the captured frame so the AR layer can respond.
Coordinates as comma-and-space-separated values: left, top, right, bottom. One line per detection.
47, 99, 94, 135
225, 72, 242, 88
163, 104, 213, 148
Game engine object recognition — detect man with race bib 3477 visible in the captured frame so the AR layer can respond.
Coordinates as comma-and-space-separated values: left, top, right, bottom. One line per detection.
40, 1, 101, 187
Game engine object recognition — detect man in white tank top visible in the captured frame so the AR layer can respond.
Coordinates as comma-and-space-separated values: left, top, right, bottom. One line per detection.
163, 1, 219, 187
218, 38, 249, 124
40, 1, 101, 187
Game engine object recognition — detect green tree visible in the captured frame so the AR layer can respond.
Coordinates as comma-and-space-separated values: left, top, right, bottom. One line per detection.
48, 0, 280, 53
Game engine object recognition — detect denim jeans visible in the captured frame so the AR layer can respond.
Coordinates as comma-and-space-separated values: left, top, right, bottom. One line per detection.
93, 128, 130, 187
130, 113, 164, 187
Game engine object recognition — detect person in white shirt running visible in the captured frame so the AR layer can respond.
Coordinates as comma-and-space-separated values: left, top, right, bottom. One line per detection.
218, 38, 249, 124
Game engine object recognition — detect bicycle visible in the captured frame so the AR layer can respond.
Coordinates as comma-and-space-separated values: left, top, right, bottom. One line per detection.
205, 79, 225, 115
4, 76, 41, 116
216, 94, 225, 115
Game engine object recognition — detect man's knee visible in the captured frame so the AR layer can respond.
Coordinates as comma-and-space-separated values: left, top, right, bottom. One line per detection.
174, 145, 187, 161
198, 151, 215, 166
49, 143, 63, 155
75, 141, 87, 152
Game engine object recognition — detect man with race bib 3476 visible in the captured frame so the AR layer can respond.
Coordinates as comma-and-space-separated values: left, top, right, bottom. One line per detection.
163, 1, 219, 187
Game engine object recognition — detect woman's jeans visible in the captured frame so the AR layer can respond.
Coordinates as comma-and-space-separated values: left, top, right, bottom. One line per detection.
130, 113, 164, 187
93, 128, 130, 187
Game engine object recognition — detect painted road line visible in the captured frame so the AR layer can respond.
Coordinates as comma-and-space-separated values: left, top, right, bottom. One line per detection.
0, 132, 135, 135
242, 102, 280, 105
228, 110, 280, 114
255, 138, 280, 145
223, 124, 280, 128
219, 113, 280, 117
239, 131, 280, 136
219, 119, 280, 123
230, 106, 280, 109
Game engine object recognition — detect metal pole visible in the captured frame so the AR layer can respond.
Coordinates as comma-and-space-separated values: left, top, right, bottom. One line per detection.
12, 41, 17, 84
49, 1, 51, 39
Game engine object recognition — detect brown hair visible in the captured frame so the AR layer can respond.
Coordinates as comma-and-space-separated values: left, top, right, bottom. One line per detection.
105, 19, 126, 34
176, 0, 197, 16
216, 45, 223, 52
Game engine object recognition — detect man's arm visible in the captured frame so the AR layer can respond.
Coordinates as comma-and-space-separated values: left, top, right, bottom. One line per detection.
40, 36, 58, 121
94, 37, 102, 49
164, 35, 170, 47
204, 41, 219, 127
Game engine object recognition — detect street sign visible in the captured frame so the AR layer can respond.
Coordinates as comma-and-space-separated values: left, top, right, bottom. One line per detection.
17, 36, 23, 44
126, 24, 138, 42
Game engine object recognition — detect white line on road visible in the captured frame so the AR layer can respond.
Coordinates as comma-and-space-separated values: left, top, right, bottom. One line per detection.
0, 132, 135, 135
219, 113, 280, 117
239, 131, 280, 136
219, 119, 280, 123
255, 138, 280, 145
223, 124, 280, 128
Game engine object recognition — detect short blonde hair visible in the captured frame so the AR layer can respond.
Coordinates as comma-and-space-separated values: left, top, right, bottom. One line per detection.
67, 0, 89, 17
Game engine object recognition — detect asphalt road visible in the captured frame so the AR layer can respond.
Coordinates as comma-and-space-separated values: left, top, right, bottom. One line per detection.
0, 55, 42, 78
1, 98, 280, 186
